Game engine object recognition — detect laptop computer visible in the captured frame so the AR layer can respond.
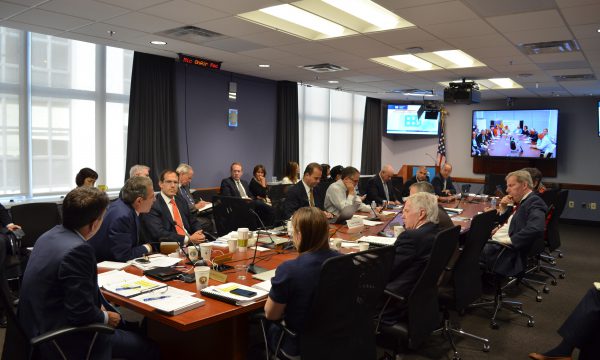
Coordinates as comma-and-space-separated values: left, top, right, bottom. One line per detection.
329, 203, 361, 224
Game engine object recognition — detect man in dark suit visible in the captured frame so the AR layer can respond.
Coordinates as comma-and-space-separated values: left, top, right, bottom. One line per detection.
476, 129, 487, 147
89, 176, 155, 262
381, 192, 440, 323
18, 187, 158, 360
409, 182, 454, 230
529, 287, 600, 360
283, 163, 333, 219
176, 163, 215, 233
142, 169, 205, 246
481, 170, 547, 277
401, 166, 429, 198
431, 163, 457, 201
366, 164, 400, 206
220, 162, 253, 198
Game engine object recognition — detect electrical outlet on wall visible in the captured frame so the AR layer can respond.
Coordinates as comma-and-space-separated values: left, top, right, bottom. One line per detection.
591, 202, 597, 210
568, 201, 574, 208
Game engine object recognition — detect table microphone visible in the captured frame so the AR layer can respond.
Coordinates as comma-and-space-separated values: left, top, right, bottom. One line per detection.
247, 209, 270, 274
248, 208, 275, 246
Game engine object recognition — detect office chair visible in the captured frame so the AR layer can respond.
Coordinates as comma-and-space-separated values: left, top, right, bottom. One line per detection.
435, 211, 497, 359
470, 240, 536, 329
211, 195, 257, 236
9, 203, 61, 250
258, 246, 395, 360
483, 174, 506, 196
0, 236, 114, 360
375, 226, 460, 358
536, 189, 568, 283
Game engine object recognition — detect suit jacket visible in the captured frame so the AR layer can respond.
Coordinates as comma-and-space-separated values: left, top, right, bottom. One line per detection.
431, 175, 456, 196
220, 177, 253, 198
18, 225, 109, 359
141, 193, 202, 244
382, 222, 439, 323
0, 203, 11, 227
484, 192, 547, 276
476, 133, 486, 146
283, 181, 325, 219
366, 175, 397, 205
89, 198, 149, 262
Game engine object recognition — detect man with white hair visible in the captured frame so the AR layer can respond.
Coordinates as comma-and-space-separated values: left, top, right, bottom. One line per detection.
129, 164, 150, 178
481, 170, 547, 276
366, 164, 401, 206
176, 163, 215, 233
381, 192, 440, 323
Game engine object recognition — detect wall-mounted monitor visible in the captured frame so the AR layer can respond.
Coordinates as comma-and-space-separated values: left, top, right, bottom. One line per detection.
598, 101, 600, 136
386, 104, 439, 136
471, 109, 558, 159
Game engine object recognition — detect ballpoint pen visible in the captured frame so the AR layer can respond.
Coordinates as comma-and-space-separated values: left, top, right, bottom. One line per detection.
115, 285, 142, 291
143, 295, 170, 302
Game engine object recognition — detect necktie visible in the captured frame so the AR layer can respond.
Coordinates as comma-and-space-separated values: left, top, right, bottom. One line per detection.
309, 188, 315, 207
383, 181, 389, 201
443, 179, 447, 191
236, 180, 247, 198
170, 198, 186, 236
181, 186, 194, 206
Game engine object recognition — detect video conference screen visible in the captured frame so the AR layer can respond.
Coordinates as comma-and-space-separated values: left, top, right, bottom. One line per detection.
386, 104, 439, 136
598, 101, 600, 136
471, 109, 558, 159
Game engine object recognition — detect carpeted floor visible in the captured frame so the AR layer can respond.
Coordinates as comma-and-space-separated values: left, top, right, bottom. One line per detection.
1, 222, 598, 359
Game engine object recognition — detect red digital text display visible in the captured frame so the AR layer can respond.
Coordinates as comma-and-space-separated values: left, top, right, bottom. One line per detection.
179, 54, 221, 70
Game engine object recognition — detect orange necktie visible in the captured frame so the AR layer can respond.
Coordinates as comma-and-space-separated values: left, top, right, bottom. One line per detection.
170, 198, 186, 236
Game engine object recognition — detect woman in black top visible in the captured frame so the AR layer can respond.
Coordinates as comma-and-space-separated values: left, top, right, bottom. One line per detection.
249, 164, 269, 202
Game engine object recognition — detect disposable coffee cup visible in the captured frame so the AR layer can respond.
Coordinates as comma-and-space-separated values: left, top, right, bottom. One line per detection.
228, 238, 238, 253
194, 266, 210, 291
332, 239, 343, 251
359, 242, 369, 251
187, 245, 199, 262
200, 243, 212, 261
237, 227, 249, 251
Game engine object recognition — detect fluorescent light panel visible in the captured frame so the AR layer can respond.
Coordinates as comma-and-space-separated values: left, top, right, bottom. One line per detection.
371, 49, 484, 72
260, 4, 345, 37
322, 0, 404, 29
371, 54, 440, 72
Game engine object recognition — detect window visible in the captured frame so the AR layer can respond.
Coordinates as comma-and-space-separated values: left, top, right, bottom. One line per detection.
298, 85, 365, 170
0, 26, 132, 198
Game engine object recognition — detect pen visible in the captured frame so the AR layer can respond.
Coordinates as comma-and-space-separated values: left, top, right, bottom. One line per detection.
143, 295, 170, 302
115, 285, 141, 291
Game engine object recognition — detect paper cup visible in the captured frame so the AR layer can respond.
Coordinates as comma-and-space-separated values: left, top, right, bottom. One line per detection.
187, 245, 199, 262
194, 266, 210, 291
228, 238, 238, 253
199, 243, 212, 261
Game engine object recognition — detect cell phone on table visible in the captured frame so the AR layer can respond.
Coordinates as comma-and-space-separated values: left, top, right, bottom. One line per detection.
230, 288, 257, 298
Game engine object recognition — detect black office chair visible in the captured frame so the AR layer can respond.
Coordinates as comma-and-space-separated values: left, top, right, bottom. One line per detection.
436, 211, 497, 359
211, 195, 257, 236
375, 226, 460, 358
9, 203, 61, 250
536, 189, 568, 283
390, 176, 403, 201
483, 174, 506, 196
259, 246, 395, 360
0, 236, 114, 360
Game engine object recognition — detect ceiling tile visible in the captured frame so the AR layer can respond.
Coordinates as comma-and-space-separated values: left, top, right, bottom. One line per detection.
555, 0, 600, 8
95, 0, 170, 11
321, 36, 399, 58
0, 19, 62, 36
546, 68, 594, 76
194, 16, 270, 37
578, 38, 600, 52
237, 47, 293, 60
395, 1, 479, 26
10, 8, 92, 30
463, 0, 556, 17
71, 22, 148, 41
487, 9, 566, 32
366, 28, 437, 47
39, 0, 128, 21
529, 51, 586, 63
446, 34, 513, 50
238, 30, 302, 47
186, 0, 279, 14
570, 24, 600, 40
277, 42, 337, 57
2, 0, 47, 6
426, 19, 496, 39
0, 2, 27, 19
560, 3, 600, 25
104, 11, 183, 33
139, 0, 229, 24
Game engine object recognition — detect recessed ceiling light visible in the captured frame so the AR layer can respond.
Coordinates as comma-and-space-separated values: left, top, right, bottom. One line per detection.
150, 40, 167, 45
258, 64, 270, 68
328, 80, 339, 84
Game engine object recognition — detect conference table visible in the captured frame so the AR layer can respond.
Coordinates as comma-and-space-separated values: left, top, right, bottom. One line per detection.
486, 134, 541, 157
101, 199, 489, 359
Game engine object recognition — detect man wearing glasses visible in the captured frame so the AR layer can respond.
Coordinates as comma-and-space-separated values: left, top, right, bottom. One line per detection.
324, 166, 371, 216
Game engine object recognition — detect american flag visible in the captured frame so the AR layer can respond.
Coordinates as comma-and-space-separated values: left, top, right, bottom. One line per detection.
437, 111, 446, 167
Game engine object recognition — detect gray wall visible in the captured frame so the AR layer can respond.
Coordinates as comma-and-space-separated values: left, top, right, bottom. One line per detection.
174, 64, 277, 188
382, 97, 600, 221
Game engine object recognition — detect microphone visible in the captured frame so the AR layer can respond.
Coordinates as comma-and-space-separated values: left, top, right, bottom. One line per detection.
368, 202, 379, 221
247, 208, 271, 274
425, 152, 437, 165
156, 237, 207, 267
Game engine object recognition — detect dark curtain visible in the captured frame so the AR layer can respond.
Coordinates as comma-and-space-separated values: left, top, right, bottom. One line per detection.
274, 81, 299, 178
361, 97, 382, 175
125, 52, 179, 188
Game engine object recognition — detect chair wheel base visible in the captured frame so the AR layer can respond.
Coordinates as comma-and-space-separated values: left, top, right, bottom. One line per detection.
551, 279, 558, 286
543, 286, 550, 293
536, 295, 543, 302
528, 319, 535, 327
559, 273, 566, 279
490, 321, 499, 329
483, 344, 491, 352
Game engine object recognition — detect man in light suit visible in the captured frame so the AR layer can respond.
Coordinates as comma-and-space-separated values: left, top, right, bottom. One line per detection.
366, 164, 400, 206
18, 187, 158, 360
283, 163, 332, 219
220, 162, 253, 199
89, 176, 155, 262
142, 169, 205, 246
381, 192, 440, 323
481, 170, 547, 277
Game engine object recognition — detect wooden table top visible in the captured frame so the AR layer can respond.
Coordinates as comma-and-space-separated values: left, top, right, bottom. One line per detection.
101, 200, 489, 332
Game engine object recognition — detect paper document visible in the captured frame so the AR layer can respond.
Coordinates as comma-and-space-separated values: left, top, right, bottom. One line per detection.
363, 219, 384, 226
102, 274, 167, 298
129, 254, 181, 270
198, 203, 212, 212
97, 261, 129, 270
252, 268, 276, 281
359, 235, 395, 247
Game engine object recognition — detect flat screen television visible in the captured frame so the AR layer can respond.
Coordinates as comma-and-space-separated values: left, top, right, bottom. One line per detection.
386, 104, 439, 136
471, 109, 558, 159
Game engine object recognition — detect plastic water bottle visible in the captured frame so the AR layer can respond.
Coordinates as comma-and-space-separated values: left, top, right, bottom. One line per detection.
371, 200, 377, 216
490, 197, 497, 209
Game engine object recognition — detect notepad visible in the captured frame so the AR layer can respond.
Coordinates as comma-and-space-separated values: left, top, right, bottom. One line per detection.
131, 287, 204, 315
201, 282, 268, 306
252, 268, 277, 281
358, 235, 395, 247
102, 272, 167, 298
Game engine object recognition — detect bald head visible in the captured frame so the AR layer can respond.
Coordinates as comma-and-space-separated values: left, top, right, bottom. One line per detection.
380, 164, 395, 182
416, 166, 428, 181
440, 163, 452, 179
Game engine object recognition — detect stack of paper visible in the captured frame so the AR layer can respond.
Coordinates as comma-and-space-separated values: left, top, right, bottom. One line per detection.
201, 282, 268, 306
129, 254, 182, 271
100, 271, 167, 298
97, 261, 129, 270
131, 287, 204, 315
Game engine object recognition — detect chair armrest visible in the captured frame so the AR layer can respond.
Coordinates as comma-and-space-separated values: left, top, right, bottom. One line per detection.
251, 311, 297, 338
487, 240, 514, 249
383, 289, 406, 303
31, 324, 114, 347
375, 289, 407, 333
